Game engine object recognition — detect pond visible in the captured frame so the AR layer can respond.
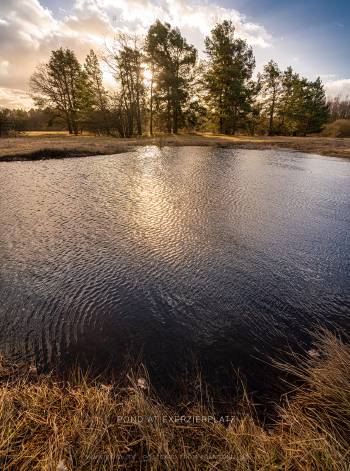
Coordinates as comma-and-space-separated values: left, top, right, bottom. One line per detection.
0, 146, 349, 392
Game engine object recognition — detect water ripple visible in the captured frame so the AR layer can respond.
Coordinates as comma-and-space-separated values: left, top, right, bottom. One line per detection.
0, 147, 349, 385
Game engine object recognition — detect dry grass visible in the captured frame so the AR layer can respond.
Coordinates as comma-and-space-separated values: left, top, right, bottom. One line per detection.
23, 131, 71, 137
0, 331, 349, 470
0, 133, 350, 161
322, 120, 350, 138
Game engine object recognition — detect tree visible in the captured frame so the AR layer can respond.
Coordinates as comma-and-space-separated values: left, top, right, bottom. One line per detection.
105, 34, 145, 137
204, 20, 255, 135
25, 25, 330, 138
260, 60, 281, 135
277, 66, 296, 133
146, 20, 197, 134
276, 72, 328, 135
328, 96, 350, 121
84, 50, 108, 112
180, 63, 208, 131
303, 77, 329, 133
0, 108, 12, 137
0, 108, 29, 136
245, 76, 263, 135
83, 50, 110, 134
30, 48, 87, 134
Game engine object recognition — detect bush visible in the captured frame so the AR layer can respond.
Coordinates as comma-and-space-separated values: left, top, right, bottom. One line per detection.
322, 119, 350, 137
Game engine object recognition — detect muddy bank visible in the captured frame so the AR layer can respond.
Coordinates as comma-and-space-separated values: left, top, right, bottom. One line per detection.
0, 145, 129, 162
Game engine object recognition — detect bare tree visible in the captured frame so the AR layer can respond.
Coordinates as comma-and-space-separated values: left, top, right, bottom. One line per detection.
104, 34, 145, 137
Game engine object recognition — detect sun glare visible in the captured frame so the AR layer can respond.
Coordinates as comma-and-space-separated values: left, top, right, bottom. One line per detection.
142, 64, 153, 86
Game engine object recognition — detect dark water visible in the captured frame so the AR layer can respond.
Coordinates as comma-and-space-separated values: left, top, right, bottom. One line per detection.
0, 147, 349, 392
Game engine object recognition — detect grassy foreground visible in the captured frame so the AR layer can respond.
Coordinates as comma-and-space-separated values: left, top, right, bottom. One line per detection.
0, 331, 349, 470
0, 133, 350, 161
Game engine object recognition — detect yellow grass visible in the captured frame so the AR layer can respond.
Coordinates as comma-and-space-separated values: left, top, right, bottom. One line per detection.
23, 131, 70, 137
0, 133, 350, 161
0, 330, 349, 470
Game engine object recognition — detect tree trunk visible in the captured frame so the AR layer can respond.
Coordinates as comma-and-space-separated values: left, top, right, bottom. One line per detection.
173, 103, 178, 134
219, 95, 223, 134
268, 89, 276, 136
71, 114, 79, 135
149, 72, 154, 136
65, 112, 73, 134
136, 91, 142, 136
166, 96, 171, 133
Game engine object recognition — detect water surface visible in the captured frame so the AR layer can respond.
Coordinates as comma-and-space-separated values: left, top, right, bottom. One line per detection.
0, 147, 349, 390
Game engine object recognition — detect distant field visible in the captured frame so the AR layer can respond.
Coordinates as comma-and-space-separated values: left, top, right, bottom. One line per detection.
23, 131, 100, 137
23, 131, 70, 137
0, 133, 350, 161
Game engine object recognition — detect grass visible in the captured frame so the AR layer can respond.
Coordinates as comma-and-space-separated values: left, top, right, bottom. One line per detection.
0, 133, 350, 161
0, 330, 349, 470
322, 120, 350, 138
23, 131, 71, 137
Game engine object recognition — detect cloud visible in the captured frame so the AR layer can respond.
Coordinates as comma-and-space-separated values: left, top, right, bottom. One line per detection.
0, 0, 113, 108
0, 60, 10, 77
103, 0, 272, 48
0, 0, 272, 109
320, 74, 337, 80
63, 0, 114, 38
0, 87, 34, 108
325, 79, 350, 99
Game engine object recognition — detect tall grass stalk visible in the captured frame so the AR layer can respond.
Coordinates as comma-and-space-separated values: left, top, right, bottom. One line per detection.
0, 330, 349, 470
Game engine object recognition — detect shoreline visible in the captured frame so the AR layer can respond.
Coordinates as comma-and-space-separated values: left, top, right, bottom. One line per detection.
0, 330, 349, 470
1, 133, 350, 162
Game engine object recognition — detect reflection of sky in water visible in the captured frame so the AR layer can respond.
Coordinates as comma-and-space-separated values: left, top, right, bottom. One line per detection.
0, 147, 349, 387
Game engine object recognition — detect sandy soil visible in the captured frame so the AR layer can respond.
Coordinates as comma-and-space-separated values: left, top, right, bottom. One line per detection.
0, 133, 349, 161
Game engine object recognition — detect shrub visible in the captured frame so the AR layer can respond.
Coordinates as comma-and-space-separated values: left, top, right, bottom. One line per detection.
322, 119, 350, 137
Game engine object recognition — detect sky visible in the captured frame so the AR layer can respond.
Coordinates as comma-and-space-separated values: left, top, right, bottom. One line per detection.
0, 0, 349, 109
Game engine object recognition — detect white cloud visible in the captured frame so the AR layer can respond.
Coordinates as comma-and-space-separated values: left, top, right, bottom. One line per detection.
102, 0, 272, 48
0, 0, 113, 108
0, 87, 34, 108
325, 79, 350, 99
0, 0, 272, 109
63, 0, 114, 38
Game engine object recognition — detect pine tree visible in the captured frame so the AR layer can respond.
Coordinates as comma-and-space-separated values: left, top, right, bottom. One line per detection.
277, 71, 329, 135
278, 66, 297, 133
146, 20, 197, 134
204, 20, 255, 135
83, 50, 109, 133
260, 60, 281, 135
302, 77, 329, 134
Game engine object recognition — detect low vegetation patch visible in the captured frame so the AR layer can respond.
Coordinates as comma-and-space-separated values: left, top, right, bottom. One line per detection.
322, 119, 350, 138
0, 330, 349, 470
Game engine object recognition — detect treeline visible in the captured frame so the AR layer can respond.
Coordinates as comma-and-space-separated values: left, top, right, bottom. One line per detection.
0, 20, 337, 137
0, 108, 65, 137
327, 96, 350, 121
